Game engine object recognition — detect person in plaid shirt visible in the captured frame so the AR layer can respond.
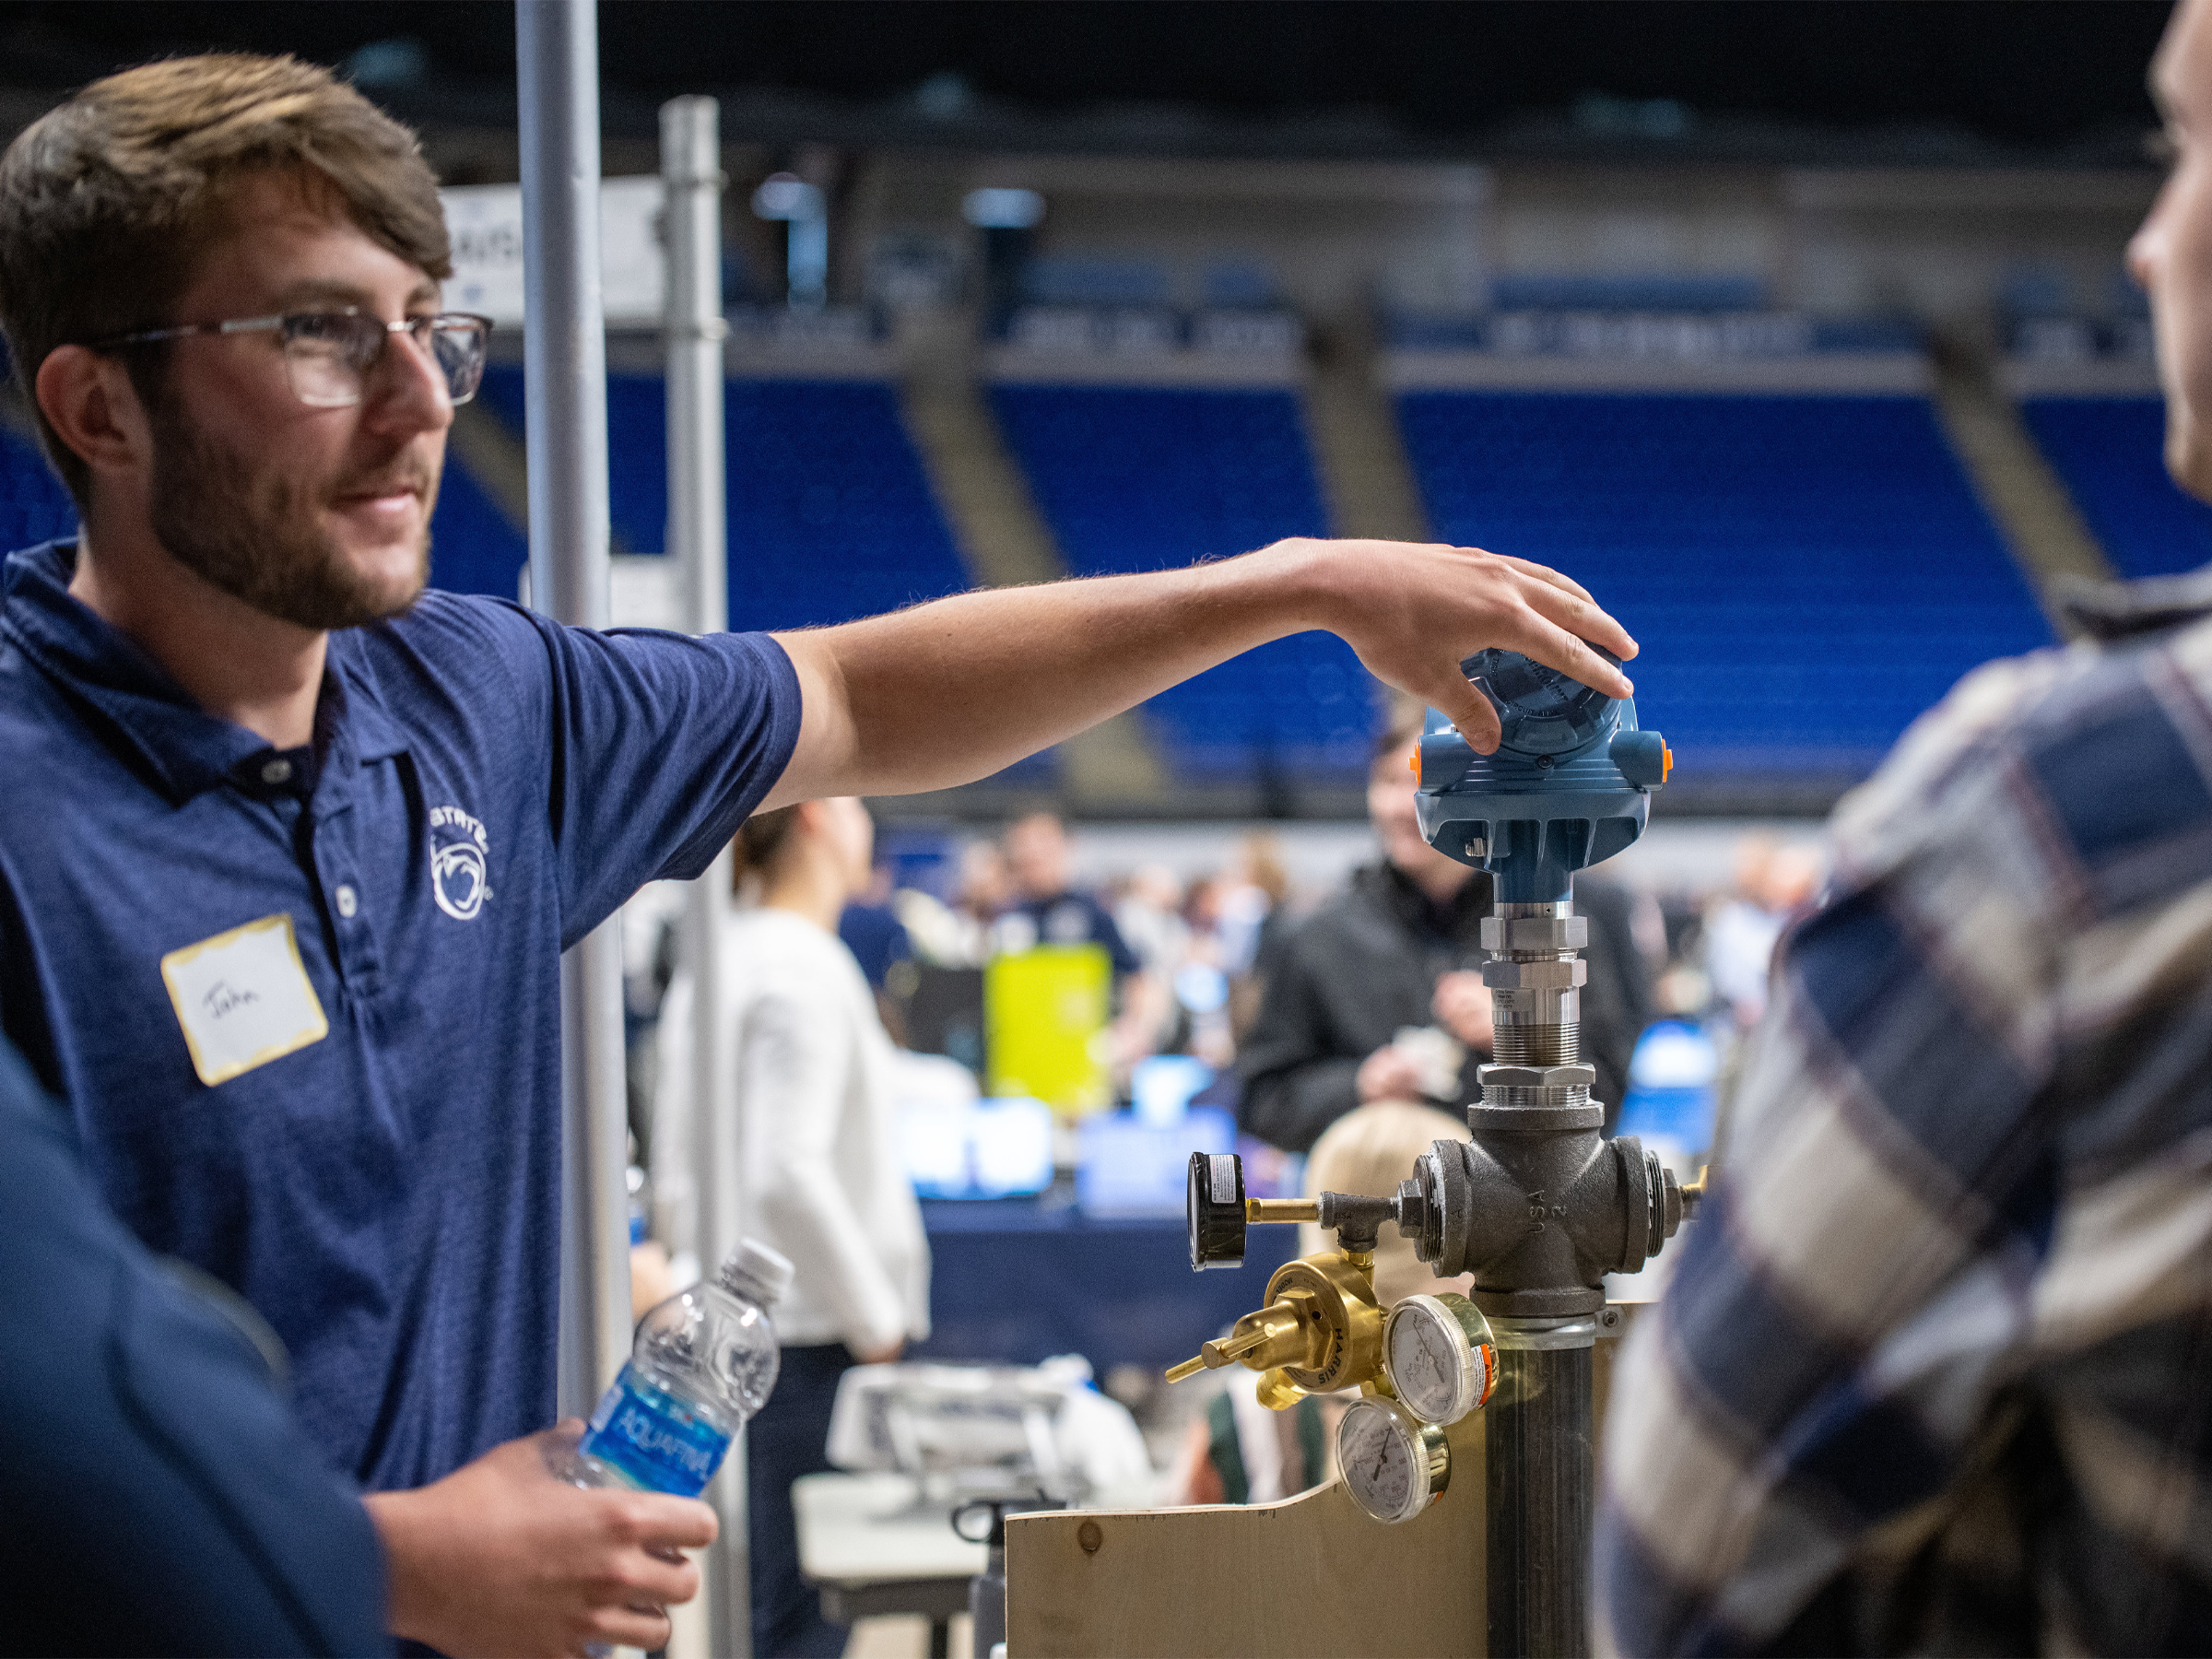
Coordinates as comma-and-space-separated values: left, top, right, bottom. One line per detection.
1596, 5, 2212, 1652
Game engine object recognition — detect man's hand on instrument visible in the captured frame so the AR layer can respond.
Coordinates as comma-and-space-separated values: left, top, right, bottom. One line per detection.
1278, 538, 1638, 753
365, 1422, 718, 1658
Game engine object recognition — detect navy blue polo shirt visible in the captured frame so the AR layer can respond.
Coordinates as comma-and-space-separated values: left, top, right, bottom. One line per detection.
0, 540, 799, 1494
993, 891, 1141, 977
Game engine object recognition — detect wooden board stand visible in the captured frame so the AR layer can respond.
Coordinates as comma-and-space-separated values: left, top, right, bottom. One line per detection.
1006, 1412, 1486, 1657
1001, 1302, 1645, 1656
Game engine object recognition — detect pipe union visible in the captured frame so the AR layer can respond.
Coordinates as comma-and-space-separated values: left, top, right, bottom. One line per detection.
1477, 1063, 1596, 1090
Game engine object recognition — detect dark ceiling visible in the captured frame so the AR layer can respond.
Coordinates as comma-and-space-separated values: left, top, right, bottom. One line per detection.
0, 2, 2176, 167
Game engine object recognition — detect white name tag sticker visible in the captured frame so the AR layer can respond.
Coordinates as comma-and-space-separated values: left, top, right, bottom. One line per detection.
159, 913, 330, 1087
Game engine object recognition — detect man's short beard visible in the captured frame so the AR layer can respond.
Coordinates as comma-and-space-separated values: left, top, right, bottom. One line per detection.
147, 398, 433, 631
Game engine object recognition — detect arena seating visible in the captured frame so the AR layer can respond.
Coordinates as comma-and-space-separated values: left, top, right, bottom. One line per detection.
0, 428, 77, 552
988, 383, 1373, 782
1396, 391, 2053, 782
427, 455, 526, 601
465, 365, 971, 632
2019, 395, 2212, 581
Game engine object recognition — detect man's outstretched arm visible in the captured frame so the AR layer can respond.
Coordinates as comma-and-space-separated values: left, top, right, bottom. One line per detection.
760, 536, 1636, 808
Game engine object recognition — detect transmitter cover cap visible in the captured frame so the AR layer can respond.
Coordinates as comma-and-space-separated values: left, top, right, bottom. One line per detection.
1461, 644, 1621, 758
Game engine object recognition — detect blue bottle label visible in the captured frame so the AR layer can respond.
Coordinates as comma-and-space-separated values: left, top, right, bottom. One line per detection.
579, 1363, 733, 1498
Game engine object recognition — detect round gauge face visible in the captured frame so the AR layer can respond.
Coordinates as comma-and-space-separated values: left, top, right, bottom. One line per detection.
1460, 647, 1618, 757
1389, 1300, 1477, 1433
1336, 1398, 1448, 1525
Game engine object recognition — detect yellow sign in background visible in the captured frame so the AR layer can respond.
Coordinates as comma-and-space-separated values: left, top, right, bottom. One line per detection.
984, 944, 1112, 1118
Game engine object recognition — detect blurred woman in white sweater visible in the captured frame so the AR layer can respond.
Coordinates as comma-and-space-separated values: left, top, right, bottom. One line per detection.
654, 797, 929, 1658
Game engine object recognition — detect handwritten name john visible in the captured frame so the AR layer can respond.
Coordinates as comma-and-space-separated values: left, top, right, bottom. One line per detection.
202, 981, 261, 1019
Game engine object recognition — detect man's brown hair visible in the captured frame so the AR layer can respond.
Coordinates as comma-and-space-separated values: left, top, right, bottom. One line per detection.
0, 53, 452, 506
1372, 691, 1428, 772
731, 806, 803, 889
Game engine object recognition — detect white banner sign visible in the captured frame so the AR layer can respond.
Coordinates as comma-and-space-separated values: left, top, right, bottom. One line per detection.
441, 177, 667, 327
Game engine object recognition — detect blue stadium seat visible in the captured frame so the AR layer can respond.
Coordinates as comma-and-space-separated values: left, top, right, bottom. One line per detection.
989, 384, 1368, 781
1397, 392, 2052, 781
427, 457, 526, 601
452, 364, 1038, 774
0, 428, 78, 554
464, 365, 971, 629
720, 378, 973, 631
2020, 396, 2212, 580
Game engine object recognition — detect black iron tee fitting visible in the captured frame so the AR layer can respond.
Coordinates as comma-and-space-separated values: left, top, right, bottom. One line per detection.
1397, 1109, 1683, 1317
1394, 899, 1686, 1318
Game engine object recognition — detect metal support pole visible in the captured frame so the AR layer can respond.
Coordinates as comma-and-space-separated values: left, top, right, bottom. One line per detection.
662, 93, 752, 1659
1487, 1337, 1595, 1659
665, 97, 727, 650
518, 0, 632, 1418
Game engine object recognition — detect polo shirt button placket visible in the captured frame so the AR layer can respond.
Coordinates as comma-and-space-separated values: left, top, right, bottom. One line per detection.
318, 853, 382, 994
301, 748, 382, 994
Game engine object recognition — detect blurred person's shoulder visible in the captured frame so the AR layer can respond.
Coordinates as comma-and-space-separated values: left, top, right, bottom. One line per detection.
0, 1039, 387, 1656
1277, 863, 1406, 961
730, 906, 871, 991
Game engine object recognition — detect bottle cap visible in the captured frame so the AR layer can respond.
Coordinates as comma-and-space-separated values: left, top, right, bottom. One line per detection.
718, 1237, 794, 1306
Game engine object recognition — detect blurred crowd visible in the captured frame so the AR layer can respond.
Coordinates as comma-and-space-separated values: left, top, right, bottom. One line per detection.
657, 756, 1837, 1161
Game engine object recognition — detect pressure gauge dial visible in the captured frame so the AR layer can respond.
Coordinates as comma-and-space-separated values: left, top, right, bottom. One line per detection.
1336, 1397, 1451, 1524
1186, 1151, 1246, 1270
1461, 646, 1620, 758
1382, 1292, 1498, 1427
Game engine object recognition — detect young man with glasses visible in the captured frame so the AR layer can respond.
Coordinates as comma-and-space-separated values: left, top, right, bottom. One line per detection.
0, 53, 1633, 1656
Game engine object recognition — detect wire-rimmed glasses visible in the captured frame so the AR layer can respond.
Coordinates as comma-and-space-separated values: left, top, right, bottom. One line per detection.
93, 309, 492, 408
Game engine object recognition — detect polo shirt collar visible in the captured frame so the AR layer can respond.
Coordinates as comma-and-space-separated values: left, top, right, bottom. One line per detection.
2, 540, 408, 803
324, 631, 408, 765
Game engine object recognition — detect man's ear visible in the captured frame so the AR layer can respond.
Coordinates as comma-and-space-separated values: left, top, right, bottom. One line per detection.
35, 346, 150, 482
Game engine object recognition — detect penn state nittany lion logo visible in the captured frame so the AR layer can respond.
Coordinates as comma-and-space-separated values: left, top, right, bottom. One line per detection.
429, 804, 491, 922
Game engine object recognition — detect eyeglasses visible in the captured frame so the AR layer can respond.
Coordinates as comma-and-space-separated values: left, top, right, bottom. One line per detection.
92, 309, 492, 409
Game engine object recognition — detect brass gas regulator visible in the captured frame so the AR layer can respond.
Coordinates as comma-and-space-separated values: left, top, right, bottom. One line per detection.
1166, 1152, 1498, 1524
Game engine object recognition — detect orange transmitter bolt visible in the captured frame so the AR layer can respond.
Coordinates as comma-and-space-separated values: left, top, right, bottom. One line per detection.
1407, 746, 1420, 783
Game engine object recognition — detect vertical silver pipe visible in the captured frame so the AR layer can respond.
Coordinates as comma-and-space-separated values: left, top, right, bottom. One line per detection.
664, 97, 728, 641
662, 95, 752, 1659
518, 0, 632, 1419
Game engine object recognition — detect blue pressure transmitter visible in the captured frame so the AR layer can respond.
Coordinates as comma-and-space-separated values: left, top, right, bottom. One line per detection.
1179, 648, 1689, 1615
1413, 648, 1670, 904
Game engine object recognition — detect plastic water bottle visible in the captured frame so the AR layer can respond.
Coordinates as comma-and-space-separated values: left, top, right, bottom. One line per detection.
569, 1238, 792, 1497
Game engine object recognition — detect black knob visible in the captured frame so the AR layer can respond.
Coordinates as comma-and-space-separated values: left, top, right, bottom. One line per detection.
1187, 1151, 1246, 1271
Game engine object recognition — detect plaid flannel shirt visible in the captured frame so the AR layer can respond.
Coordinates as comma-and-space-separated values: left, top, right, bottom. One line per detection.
1597, 569, 2212, 1656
